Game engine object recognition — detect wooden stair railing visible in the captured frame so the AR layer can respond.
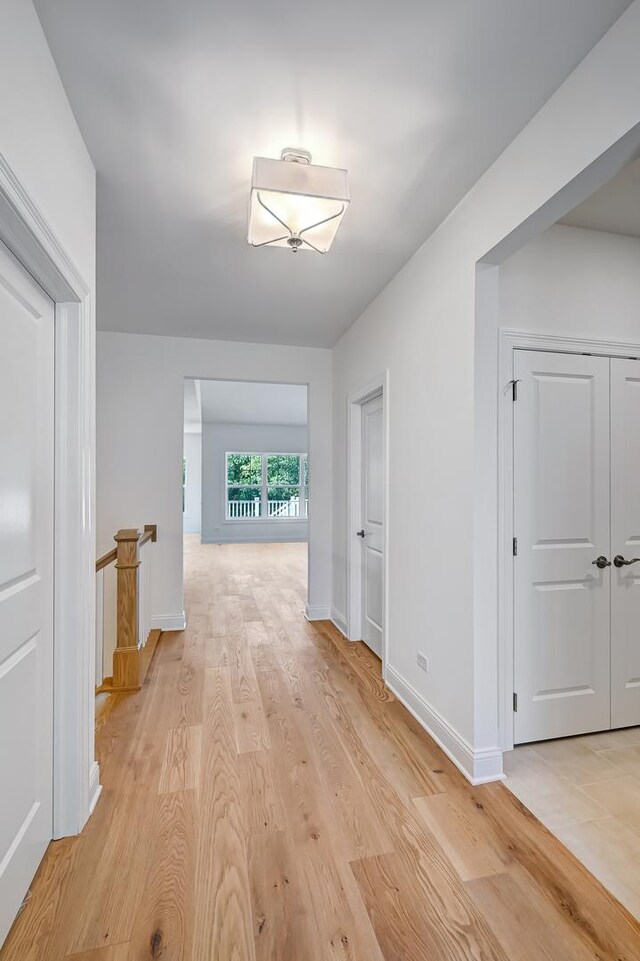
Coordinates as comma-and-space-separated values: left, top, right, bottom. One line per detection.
95, 523, 160, 693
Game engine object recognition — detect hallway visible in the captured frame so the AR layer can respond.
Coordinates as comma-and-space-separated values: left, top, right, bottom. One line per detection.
3, 539, 640, 960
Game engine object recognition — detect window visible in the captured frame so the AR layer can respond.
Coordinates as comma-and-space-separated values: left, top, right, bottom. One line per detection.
226, 453, 263, 518
226, 452, 308, 519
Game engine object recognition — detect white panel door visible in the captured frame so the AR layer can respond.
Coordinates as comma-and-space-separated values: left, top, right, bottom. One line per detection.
0, 241, 54, 945
514, 350, 611, 743
611, 358, 640, 730
360, 394, 384, 657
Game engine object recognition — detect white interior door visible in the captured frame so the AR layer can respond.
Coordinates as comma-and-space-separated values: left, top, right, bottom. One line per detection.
611, 358, 640, 730
360, 394, 384, 657
0, 240, 54, 945
513, 350, 611, 743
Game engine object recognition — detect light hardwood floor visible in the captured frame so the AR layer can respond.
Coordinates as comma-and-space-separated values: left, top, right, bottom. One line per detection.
3, 537, 640, 960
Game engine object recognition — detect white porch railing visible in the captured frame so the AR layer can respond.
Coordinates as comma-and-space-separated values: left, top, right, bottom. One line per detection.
227, 497, 310, 519
227, 497, 309, 520
228, 497, 261, 518
268, 498, 305, 517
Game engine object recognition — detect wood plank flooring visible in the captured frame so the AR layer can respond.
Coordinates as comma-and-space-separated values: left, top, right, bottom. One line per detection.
3, 537, 640, 960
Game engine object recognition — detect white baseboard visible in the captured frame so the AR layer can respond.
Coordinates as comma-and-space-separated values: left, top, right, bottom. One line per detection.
88, 761, 102, 816
305, 604, 331, 621
151, 611, 187, 631
330, 608, 348, 637
385, 665, 504, 785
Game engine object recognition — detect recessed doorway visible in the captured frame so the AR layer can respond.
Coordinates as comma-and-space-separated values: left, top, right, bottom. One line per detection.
182, 377, 309, 613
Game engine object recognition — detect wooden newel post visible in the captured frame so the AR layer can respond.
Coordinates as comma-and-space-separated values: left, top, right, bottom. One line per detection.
113, 528, 142, 691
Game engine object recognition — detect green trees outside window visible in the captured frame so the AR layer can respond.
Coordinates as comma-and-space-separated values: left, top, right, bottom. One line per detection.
226, 452, 308, 519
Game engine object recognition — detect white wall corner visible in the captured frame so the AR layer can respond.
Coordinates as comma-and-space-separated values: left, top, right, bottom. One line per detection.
330, 608, 348, 637
385, 665, 504, 785
305, 604, 332, 622
151, 611, 187, 631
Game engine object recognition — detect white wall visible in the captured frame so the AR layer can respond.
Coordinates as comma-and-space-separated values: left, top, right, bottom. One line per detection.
97, 332, 331, 626
0, 2, 97, 834
332, 2, 640, 782
201, 423, 308, 544
0, 0, 95, 287
500, 223, 640, 339
183, 432, 202, 534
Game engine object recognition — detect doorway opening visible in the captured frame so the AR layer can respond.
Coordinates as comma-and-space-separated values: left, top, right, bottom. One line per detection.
346, 374, 389, 672
182, 377, 309, 612
497, 150, 640, 918
498, 149, 640, 752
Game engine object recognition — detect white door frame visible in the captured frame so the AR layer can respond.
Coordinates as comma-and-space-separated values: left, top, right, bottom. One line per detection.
346, 371, 390, 674
0, 154, 98, 837
498, 327, 640, 752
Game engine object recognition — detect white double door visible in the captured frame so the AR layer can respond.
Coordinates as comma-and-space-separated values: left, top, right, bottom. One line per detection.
514, 349, 640, 744
0, 240, 54, 944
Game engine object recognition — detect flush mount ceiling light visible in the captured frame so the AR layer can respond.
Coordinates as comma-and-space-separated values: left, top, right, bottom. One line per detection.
247, 148, 349, 254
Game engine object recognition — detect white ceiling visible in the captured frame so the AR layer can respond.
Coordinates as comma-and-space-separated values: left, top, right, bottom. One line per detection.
35, 0, 632, 348
561, 156, 640, 239
185, 379, 307, 428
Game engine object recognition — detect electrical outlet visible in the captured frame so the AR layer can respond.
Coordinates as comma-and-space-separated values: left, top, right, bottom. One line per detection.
417, 651, 429, 673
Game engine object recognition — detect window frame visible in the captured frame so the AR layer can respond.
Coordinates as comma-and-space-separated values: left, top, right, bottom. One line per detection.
225, 451, 308, 521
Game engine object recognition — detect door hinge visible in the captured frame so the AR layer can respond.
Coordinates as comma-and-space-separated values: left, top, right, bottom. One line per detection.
510, 379, 521, 402
513, 692, 518, 712
512, 536, 518, 557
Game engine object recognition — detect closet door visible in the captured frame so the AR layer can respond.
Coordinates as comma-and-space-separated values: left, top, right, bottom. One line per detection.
360, 393, 384, 657
0, 240, 54, 946
611, 358, 640, 729
513, 349, 611, 743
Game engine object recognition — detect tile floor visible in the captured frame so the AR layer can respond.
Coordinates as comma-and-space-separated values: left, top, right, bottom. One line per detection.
504, 727, 640, 919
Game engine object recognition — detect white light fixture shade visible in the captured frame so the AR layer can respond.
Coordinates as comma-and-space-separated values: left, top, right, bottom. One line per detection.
248, 153, 349, 254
